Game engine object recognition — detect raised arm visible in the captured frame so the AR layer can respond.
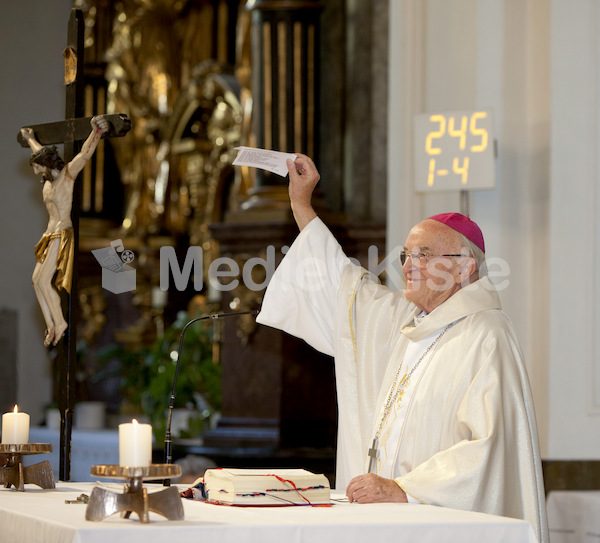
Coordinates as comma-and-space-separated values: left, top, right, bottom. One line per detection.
66, 115, 110, 177
286, 153, 319, 231
20, 127, 43, 154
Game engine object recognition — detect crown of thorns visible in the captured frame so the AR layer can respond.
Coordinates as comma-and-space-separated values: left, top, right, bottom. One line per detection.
29, 146, 65, 170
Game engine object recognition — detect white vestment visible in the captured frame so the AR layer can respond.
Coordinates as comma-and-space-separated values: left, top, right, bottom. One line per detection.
257, 218, 548, 543
368, 325, 449, 479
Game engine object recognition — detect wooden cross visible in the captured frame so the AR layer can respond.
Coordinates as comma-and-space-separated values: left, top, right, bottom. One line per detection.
17, 9, 130, 481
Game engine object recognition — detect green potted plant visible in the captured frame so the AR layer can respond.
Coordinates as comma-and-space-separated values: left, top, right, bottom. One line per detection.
98, 311, 221, 442
142, 311, 221, 442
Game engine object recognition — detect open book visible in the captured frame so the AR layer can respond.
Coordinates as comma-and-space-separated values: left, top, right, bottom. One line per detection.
202, 468, 331, 506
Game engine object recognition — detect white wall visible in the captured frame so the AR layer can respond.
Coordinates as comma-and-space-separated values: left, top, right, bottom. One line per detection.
388, 0, 553, 455
0, 0, 73, 424
548, 0, 600, 457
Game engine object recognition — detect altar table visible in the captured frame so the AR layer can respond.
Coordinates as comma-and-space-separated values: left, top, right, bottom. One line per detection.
0, 482, 537, 543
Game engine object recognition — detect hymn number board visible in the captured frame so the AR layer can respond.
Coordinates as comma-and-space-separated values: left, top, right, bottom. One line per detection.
413, 109, 495, 192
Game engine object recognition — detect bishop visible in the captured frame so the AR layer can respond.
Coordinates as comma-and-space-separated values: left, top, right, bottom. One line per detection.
257, 153, 548, 543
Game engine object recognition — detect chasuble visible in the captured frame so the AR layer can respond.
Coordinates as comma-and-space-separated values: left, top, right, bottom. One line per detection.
257, 217, 548, 543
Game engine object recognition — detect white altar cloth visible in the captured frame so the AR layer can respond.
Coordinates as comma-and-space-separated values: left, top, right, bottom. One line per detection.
0, 482, 537, 543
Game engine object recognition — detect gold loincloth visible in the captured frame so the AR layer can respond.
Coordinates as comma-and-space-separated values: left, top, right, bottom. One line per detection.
34, 228, 74, 293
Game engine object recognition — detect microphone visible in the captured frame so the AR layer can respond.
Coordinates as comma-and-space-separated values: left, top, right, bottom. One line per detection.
162, 309, 259, 486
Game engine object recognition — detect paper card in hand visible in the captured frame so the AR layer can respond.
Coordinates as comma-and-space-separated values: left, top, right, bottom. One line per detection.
232, 147, 297, 177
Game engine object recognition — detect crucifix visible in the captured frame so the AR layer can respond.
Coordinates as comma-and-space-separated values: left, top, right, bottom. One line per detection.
16, 9, 131, 481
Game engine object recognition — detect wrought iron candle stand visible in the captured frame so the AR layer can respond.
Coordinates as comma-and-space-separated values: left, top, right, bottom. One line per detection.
86, 464, 183, 523
0, 443, 55, 491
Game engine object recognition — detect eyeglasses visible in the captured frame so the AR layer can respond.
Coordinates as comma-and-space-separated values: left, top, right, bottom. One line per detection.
399, 251, 465, 267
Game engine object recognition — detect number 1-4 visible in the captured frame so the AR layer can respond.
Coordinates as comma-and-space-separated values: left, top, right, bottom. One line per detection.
427, 156, 470, 186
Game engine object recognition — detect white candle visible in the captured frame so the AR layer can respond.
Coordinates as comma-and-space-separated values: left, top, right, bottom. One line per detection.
118, 419, 152, 467
1, 405, 30, 445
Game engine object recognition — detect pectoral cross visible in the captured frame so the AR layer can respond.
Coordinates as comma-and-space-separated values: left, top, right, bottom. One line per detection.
368, 437, 379, 473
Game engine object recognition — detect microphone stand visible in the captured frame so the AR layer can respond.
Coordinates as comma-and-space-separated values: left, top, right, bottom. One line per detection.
162, 309, 258, 486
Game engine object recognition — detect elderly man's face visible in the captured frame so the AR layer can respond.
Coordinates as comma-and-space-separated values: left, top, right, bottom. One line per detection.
402, 219, 467, 313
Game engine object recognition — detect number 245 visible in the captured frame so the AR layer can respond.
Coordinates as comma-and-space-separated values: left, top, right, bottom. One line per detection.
425, 112, 488, 155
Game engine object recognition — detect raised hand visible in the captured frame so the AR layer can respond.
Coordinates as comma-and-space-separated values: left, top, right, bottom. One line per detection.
286, 153, 320, 231
91, 114, 110, 134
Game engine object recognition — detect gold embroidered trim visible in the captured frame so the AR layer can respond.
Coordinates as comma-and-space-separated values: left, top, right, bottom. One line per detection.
348, 272, 369, 362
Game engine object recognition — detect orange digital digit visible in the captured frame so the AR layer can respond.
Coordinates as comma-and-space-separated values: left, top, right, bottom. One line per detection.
448, 115, 468, 150
469, 111, 488, 152
425, 114, 446, 155
427, 158, 436, 186
453, 156, 470, 184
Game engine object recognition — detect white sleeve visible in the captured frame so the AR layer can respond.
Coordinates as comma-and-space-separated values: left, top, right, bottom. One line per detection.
256, 217, 351, 356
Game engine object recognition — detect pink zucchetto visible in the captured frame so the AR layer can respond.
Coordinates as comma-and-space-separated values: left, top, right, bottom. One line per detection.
427, 212, 485, 253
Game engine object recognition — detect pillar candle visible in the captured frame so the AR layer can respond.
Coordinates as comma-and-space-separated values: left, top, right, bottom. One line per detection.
1, 405, 30, 445
118, 419, 152, 467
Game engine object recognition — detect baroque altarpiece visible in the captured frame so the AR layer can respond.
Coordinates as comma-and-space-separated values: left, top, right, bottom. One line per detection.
69, 0, 387, 480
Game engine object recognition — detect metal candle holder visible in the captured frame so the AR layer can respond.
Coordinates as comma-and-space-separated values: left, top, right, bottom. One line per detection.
0, 443, 55, 491
86, 464, 183, 523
